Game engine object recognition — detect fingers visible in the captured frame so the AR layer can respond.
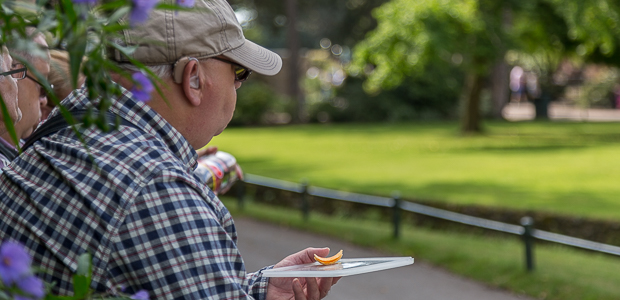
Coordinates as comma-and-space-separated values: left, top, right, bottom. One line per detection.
306, 277, 320, 300
317, 277, 336, 298
276, 248, 331, 268
332, 276, 342, 285
293, 278, 306, 300
196, 146, 218, 157
205, 146, 218, 155
302, 247, 330, 264
195, 147, 208, 157
290, 277, 338, 300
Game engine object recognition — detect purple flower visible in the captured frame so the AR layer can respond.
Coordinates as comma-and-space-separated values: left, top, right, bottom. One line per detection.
130, 290, 150, 300
130, 0, 159, 26
16, 275, 45, 299
130, 72, 154, 102
176, 0, 194, 8
13, 295, 34, 300
0, 242, 32, 285
72, 0, 97, 4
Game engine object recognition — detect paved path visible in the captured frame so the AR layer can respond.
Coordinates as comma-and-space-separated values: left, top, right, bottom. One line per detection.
235, 217, 533, 300
503, 102, 620, 121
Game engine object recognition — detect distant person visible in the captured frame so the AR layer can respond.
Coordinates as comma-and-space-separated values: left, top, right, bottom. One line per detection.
525, 71, 540, 101
0, 46, 22, 168
614, 84, 620, 110
0, 1, 339, 300
510, 66, 526, 103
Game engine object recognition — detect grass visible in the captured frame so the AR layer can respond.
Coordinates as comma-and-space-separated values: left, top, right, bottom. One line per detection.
222, 197, 620, 300
210, 120, 620, 220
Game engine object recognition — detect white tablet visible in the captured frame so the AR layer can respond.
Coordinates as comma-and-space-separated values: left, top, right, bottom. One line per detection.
261, 257, 414, 277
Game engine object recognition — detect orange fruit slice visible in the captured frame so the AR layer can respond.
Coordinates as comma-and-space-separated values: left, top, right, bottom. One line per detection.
314, 250, 343, 265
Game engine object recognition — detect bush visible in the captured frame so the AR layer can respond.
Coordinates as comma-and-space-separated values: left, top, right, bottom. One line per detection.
309, 67, 463, 123
230, 81, 293, 126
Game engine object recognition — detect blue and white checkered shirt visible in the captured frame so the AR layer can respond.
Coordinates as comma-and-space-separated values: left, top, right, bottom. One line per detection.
0, 86, 269, 299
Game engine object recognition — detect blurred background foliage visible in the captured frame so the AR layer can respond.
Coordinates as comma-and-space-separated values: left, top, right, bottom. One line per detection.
228, 0, 620, 134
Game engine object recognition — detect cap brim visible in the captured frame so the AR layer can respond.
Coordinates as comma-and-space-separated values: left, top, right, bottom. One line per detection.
223, 40, 282, 76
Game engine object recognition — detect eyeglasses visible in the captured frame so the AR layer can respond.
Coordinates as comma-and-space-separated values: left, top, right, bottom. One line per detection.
210, 57, 252, 82
0, 63, 27, 80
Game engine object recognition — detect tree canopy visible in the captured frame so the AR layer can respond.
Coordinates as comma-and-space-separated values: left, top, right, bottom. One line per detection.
351, 0, 620, 132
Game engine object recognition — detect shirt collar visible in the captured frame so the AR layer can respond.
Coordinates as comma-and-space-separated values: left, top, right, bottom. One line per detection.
49, 85, 198, 170
0, 135, 16, 150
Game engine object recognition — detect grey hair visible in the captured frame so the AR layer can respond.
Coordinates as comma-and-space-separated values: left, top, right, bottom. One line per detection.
8, 28, 46, 63
117, 63, 173, 79
0, 47, 7, 72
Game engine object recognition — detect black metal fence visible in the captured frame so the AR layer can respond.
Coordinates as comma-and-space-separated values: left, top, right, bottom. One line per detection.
237, 174, 620, 272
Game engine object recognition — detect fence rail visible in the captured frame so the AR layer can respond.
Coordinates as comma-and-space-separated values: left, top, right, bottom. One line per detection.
240, 174, 620, 271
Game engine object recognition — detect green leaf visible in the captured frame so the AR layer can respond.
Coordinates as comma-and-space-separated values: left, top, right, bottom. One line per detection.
106, 6, 130, 24
0, 93, 20, 149
110, 42, 138, 57
68, 37, 87, 90
0, 290, 11, 300
60, 0, 77, 24
72, 253, 93, 298
45, 294, 80, 300
76, 252, 92, 277
72, 274, 90, 298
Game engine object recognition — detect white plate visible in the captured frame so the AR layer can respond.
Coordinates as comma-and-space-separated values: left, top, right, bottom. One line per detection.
261, 257, 414, 277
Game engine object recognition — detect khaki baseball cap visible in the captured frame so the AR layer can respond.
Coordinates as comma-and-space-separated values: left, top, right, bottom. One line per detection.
111, 0, 282, 82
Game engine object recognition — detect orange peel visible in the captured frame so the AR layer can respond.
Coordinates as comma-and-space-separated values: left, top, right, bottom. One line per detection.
314, 250, 343, 265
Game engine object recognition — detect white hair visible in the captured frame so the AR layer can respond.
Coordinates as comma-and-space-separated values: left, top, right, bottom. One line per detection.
9, 28, 47, 63
0, 48, 7, 72
117, 63, 172, 79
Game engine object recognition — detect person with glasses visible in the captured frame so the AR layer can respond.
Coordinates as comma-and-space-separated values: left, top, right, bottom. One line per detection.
6, 29, 51, 142
0, 1, 340, 300
0, 45, 21, 169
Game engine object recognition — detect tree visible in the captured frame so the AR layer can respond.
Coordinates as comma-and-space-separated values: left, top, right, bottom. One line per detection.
230, 0, 390, 123
352, 0, 620, 132
351, 0, 512, 133
229, 0, 388, 49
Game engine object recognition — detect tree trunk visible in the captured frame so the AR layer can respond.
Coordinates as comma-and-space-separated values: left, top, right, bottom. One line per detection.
460, 72, 485, 134
490, 59, 510, 119
490, 6, 512, 119
286, 0, 305, 123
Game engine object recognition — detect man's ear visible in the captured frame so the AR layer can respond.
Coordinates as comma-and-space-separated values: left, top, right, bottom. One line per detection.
182, 59, 201, 107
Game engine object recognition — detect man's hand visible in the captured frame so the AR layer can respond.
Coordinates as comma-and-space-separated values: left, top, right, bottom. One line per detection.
196, 146, 218, 157
266, 248, 341, 300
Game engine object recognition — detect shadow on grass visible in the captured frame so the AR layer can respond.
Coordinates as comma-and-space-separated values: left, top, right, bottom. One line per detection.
319, 179, 620, 220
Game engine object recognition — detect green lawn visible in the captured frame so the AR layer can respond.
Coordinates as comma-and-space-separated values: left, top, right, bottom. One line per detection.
222, 198, 620, 300
210, 121, 620, 220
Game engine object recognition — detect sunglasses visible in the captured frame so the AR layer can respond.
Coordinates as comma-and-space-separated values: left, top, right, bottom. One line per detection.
0, 63, 27, 79
210, 57, 252, 82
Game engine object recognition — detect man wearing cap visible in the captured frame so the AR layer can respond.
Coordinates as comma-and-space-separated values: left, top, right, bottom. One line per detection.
0, 1, 338, 300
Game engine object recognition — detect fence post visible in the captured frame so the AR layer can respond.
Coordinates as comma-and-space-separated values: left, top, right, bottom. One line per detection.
236, 180, 245, 211
392, 192, 401, 239
300, 181, 309, 221
520, 216, 535, 272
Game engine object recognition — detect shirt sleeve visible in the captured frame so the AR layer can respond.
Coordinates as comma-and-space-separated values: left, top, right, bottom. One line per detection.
247, 267, 272, 300
107, 170, 267, 299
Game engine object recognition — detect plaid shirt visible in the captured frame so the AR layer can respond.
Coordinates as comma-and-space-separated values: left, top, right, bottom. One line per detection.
0, 86, 269, 299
